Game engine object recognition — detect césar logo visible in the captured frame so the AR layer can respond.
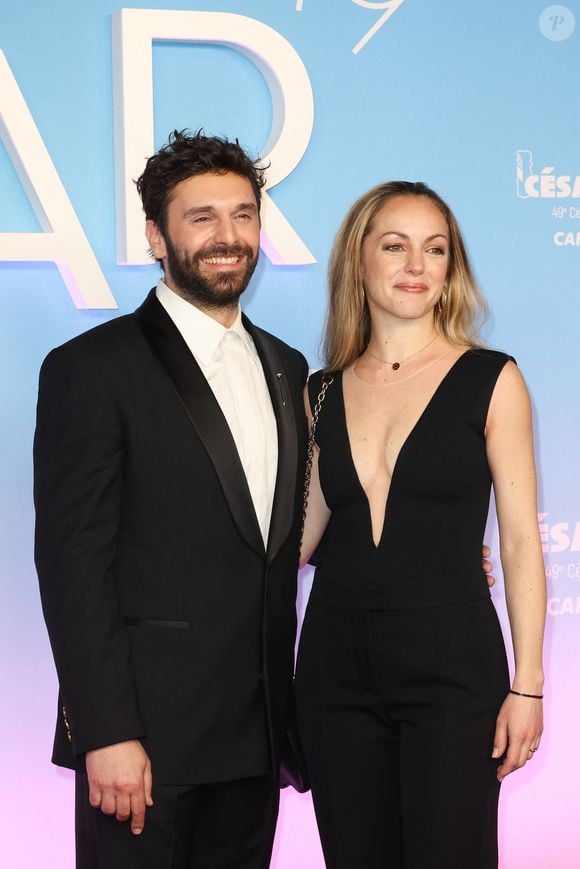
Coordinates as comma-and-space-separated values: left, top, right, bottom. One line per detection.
539, 514, 580, 553
516, 150, 580, 199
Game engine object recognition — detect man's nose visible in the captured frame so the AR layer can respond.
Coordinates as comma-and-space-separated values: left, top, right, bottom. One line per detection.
213, 217, 238, 246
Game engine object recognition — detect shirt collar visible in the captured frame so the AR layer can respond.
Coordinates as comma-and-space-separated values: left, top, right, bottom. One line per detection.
155, 280, 255, 366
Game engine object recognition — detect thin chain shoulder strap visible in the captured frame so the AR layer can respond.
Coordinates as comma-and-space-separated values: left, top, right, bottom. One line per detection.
300, 375, 334, 550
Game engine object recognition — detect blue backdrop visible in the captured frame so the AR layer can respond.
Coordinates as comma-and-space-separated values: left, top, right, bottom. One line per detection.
1, 2, 579, 866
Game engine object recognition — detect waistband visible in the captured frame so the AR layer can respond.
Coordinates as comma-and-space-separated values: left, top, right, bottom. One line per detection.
310, 570, 491, 611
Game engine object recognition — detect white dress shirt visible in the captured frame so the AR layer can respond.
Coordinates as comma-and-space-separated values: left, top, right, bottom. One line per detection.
156, 280, 278, 546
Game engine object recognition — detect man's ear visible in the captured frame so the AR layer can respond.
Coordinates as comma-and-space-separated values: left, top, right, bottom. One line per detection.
145, 220, 167, 261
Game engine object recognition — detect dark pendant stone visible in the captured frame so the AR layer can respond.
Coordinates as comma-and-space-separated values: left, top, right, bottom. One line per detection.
392, 362, 400, 371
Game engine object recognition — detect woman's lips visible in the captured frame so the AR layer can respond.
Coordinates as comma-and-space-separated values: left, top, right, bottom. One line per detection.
394, 283, 428, 293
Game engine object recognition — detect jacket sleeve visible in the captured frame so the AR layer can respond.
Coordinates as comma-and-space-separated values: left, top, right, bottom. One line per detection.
33, 344, 145, 756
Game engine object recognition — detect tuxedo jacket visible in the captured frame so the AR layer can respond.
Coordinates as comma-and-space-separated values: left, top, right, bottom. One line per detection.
34, 290, 308, 785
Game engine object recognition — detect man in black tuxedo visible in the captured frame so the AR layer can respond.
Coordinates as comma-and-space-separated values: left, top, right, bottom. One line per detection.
34, 130, 308, 868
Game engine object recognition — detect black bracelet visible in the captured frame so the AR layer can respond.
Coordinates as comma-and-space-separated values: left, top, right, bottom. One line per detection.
509, 689, 543, 700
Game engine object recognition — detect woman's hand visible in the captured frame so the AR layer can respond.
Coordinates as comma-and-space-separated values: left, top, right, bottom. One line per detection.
482, 544, 495, 587
492, 692, 543, 782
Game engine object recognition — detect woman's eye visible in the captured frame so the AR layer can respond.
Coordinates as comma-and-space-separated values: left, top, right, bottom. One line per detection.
383, 243, 403, 252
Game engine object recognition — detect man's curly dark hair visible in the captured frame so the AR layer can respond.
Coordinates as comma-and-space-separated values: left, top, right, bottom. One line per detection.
135, 129, 266, 234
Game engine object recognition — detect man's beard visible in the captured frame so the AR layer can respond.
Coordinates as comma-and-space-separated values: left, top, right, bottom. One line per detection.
164, 235, 258, 309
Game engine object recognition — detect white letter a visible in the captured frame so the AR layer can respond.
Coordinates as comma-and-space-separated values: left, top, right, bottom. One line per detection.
0, 51, 116, 309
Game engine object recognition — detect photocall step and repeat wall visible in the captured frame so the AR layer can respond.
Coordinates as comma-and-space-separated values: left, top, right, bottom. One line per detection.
1, 1, 579, 866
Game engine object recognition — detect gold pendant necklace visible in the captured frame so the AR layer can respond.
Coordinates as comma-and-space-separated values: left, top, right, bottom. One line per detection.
352, 348, 452, 388
366, 333, 438, 370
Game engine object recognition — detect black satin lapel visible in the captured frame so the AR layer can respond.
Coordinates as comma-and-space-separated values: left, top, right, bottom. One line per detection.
244, 316, 299, 562
135, 291, 264, 558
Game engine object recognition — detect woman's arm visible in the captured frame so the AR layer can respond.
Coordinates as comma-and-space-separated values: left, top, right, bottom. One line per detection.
485, 361, 546, 781
299, 384, 332, 568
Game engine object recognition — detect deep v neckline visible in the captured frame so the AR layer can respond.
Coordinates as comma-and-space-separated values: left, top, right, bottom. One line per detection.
340, 349, 473, 550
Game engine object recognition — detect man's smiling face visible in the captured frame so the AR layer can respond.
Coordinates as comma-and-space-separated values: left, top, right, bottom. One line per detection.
146, 171, 260, 312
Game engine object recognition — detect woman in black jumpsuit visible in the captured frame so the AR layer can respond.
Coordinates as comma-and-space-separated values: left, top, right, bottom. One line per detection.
296, 182, 545, 868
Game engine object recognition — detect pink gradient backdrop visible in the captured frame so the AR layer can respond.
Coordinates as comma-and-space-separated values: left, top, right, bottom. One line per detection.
2, 1, 580, 866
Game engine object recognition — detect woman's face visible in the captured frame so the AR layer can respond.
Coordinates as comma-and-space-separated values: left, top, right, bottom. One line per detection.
361, 195, 450, 325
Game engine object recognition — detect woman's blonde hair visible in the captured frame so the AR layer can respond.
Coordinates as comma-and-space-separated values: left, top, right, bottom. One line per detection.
323, 181, 488, 371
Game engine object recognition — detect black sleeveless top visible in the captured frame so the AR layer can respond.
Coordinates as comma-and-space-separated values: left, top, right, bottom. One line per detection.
307, 349, 513, 611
